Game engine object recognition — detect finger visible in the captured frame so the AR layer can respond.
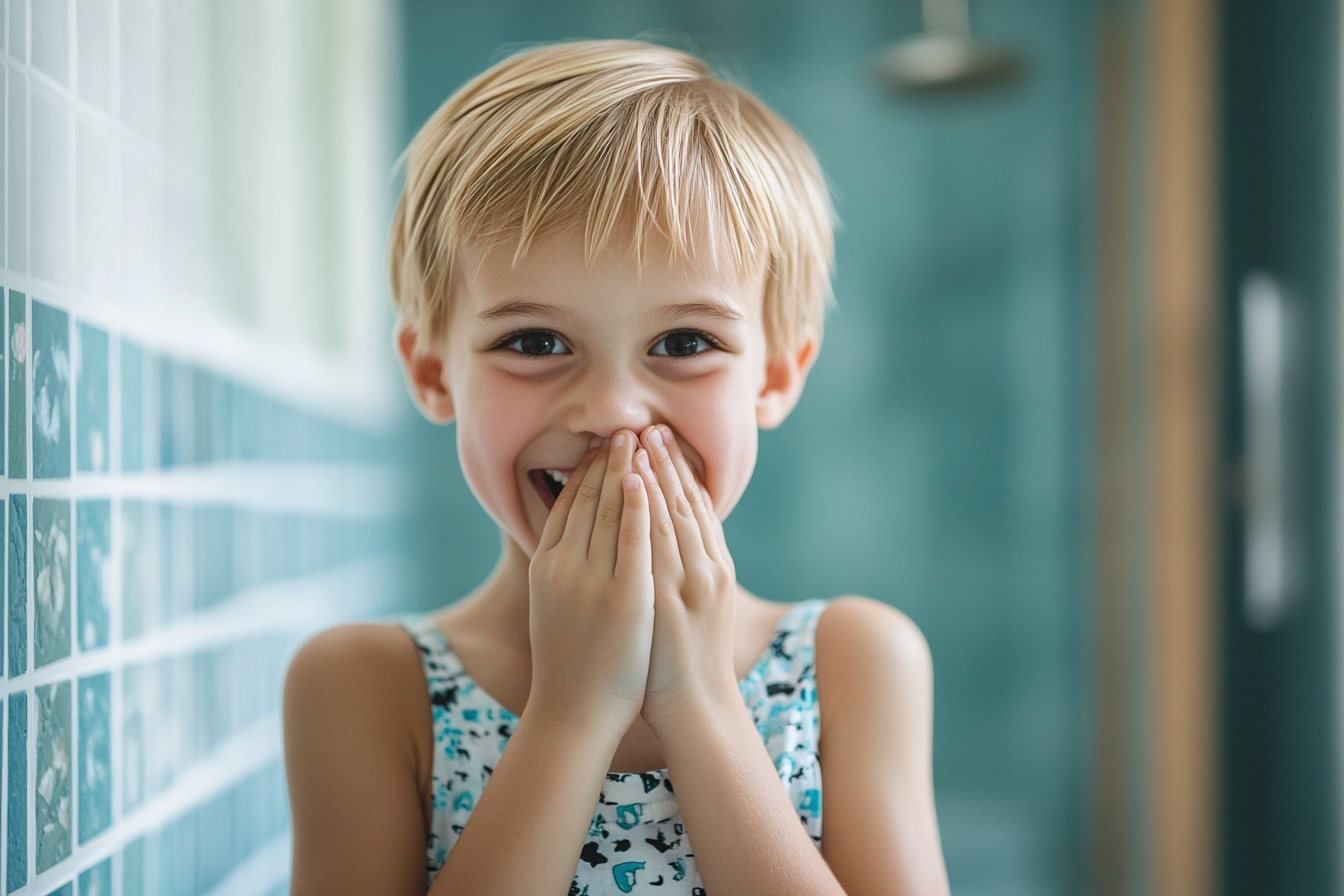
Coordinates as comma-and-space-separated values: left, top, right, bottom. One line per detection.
657, 426, 729, 563
536, 446, 599, 552
589, 431, 637, 566
614, 472, 652, 586
641, 425, 708, 563
560, 440, 611, 552
635, 447, 682, 584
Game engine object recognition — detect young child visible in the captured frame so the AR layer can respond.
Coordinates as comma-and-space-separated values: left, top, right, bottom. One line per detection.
284, 40, 949, 896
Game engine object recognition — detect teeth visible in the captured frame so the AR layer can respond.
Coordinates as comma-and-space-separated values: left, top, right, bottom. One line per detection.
544, 469, 570, 486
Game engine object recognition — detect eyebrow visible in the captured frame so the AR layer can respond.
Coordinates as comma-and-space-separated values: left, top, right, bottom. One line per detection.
474, 300, 574, 323
652, 301, 747, 325
474, 298, 747, 325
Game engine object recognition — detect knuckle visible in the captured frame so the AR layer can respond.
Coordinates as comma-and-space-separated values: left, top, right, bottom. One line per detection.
577, 481, 602, 502
596, 502, 623, 529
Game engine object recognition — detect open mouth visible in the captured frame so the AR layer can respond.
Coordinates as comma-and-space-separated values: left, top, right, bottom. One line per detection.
528, 468, 571, 510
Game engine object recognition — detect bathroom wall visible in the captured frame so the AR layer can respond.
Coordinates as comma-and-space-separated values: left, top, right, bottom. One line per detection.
1, 2, 401, 895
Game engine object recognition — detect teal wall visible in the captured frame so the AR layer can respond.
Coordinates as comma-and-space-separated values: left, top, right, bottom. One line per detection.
399, 1, 1096, 893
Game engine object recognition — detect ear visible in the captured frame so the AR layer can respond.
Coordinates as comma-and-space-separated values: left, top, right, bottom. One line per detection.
396, 323, 456, 424
756, 337, 817, 429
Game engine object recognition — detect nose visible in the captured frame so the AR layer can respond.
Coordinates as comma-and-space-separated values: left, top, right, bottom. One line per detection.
561, 361, 654, 441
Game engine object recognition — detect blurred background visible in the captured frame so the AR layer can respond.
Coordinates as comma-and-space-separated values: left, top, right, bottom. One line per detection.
0, 0, 1335, 894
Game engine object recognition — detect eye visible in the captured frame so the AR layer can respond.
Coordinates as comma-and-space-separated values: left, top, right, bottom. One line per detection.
493, 329, 570, 356
650, 330, 720, 358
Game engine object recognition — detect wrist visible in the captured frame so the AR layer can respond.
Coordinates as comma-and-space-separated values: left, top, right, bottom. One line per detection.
644, 675, 744, 743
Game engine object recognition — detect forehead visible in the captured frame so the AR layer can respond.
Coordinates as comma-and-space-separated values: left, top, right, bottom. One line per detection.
457, 228, 766, 322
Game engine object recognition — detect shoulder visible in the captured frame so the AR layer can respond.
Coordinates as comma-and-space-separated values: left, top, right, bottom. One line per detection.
284, 623, 434, 896
814, 596, 932, 712
284, 622, 433, 797
811, 599, 949, 894
285, 622, 428, 721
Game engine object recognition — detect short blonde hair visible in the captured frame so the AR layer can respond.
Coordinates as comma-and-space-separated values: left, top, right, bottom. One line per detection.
390, 40, 835, 359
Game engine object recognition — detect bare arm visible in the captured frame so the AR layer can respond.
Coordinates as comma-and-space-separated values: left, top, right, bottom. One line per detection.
286, 438, 655, 896
816, 597, 950, 896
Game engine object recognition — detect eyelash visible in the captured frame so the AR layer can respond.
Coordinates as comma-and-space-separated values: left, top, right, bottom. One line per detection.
488, 328, 725, 357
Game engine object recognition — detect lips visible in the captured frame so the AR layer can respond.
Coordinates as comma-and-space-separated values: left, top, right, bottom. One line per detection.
528, 468, 571, 510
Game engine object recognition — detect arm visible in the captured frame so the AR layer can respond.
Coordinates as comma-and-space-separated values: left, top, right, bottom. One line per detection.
287, 438, 655, 896
815, 598, 950, 896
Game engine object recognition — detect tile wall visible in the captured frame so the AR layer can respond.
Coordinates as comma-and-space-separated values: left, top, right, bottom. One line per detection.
0, 2, 401, 895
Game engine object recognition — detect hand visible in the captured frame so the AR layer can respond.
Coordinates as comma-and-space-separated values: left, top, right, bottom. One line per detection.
633, 425, 740, 733
527, 432, 655, 741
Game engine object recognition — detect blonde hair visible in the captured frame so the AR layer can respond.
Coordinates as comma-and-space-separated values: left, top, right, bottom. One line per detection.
390, 39, 835, 359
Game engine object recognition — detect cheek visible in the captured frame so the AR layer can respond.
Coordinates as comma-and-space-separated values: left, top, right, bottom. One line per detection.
674, 381, 759, 520
453, 377, 539, 524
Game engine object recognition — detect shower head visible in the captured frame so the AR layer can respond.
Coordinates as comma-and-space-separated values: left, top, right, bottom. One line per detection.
876, 0, 1024, 91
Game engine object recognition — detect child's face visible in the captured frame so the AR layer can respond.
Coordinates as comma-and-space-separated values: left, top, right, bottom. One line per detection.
402, 227, 812, 557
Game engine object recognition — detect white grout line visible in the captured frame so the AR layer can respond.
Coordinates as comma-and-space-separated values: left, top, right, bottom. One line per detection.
7, 461, 406, 518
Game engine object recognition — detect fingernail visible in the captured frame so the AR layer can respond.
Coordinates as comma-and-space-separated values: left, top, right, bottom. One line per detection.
613, 432, 626, 449
647, 427, 663, 448
659, 425, 674, 444
589, 435, 603, 449
635, 449, 650, 472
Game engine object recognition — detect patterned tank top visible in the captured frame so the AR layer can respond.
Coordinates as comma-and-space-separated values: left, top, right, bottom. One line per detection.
399, 599, 828, 895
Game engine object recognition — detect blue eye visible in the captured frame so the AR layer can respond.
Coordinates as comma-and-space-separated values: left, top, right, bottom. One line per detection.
651, 330, 718, 357
496, 330, 570, 356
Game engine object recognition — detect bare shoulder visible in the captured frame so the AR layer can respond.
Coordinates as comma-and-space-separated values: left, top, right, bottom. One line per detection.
284, 623, 433, 896
286, 623, 428, 729
813, 598, 949, 895
814, 596, 932, 715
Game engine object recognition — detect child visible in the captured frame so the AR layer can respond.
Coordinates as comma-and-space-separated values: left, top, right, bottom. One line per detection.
284, 40, 949, 896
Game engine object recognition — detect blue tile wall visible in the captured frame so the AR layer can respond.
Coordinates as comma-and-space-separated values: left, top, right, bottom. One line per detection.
8, 495, 26, 678
33, 499, 73, 668
9, 292, 26, 479
8, 692, 27, 892
121, 838, 144, 896
1, 8, 402, 894
120, 341, 143, 472
75, 325, 109, 474
77, 674, 111, 844
77, 858, 111, 896
32, 302, 72, 480
36, 681, 73, 873
76, 501, 111, 651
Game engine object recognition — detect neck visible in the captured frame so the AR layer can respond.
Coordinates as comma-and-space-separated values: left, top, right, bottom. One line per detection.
460, 529, 534, 651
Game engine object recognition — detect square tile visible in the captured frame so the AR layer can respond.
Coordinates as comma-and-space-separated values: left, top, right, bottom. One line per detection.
8, 494, 26, 677
33, 498, 70, 667
7, 692, 26, 892
9, 291, 26, 478
35, 680, 72, 873
8, 71, 26, 273
77, 673, 110, 843
76, 0, 112, 113
120, 500, 158, 639
31, 301, 71, 479
75, 324, 108, 473
31, 96, 71, 284
121, 663, 152, 812
32, 0, 69, 86
8, 0, 24, 62
76, 500, 109, 650
75, 123, 116, 294
120, 340, 143, 472
121, 837, 145, 896
78, 857, 111, 896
